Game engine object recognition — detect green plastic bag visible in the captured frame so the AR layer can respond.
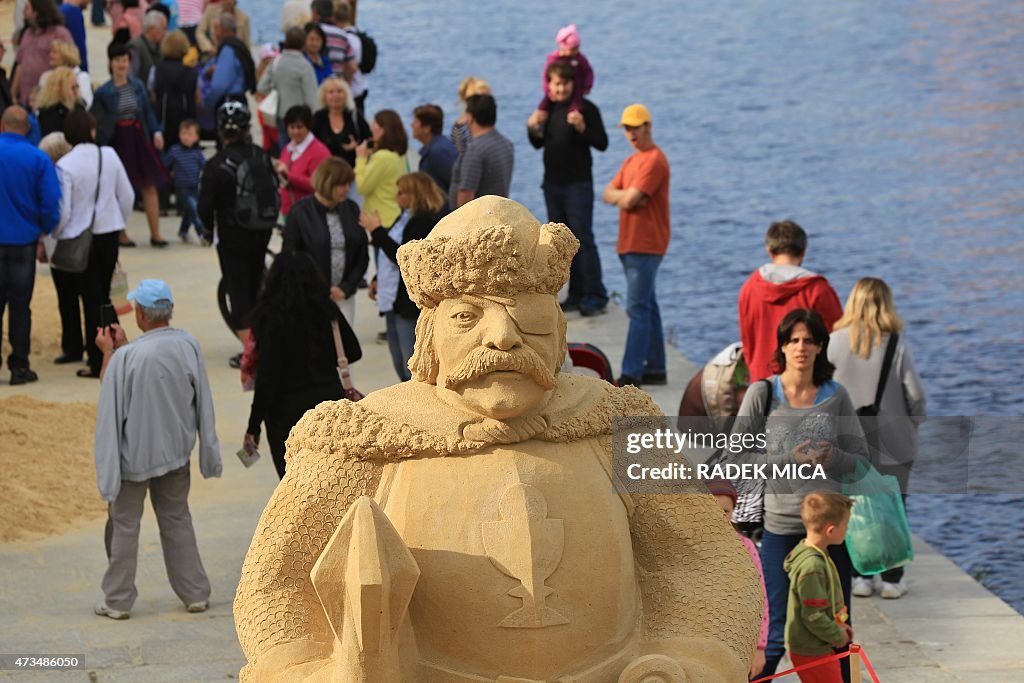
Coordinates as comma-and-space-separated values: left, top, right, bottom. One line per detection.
842, 462, 914, 575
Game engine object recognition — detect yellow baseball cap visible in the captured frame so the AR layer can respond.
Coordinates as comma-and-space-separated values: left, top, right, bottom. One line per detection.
619, 104, 651, 127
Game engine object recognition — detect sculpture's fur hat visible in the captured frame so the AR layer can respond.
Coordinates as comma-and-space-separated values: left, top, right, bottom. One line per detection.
398, 196, 580, 309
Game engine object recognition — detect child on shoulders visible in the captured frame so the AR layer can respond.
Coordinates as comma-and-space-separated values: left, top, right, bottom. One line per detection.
536, 24, 594, 116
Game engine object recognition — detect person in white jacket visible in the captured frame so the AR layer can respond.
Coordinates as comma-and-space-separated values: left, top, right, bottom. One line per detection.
92, 279, 222, 620
49, 109, 134, 377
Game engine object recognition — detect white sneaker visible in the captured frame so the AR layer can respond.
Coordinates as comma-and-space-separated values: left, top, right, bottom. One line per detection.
880, 579, 907, 599
852, 576, 874, 597
94, 601, 130, 620
186, 600, 209, 613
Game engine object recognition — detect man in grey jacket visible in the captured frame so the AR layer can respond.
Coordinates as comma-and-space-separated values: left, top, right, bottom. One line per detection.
93, 279, 221, 620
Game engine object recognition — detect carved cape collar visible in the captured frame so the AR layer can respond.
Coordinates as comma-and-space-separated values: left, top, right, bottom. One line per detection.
284, 374, 660, 462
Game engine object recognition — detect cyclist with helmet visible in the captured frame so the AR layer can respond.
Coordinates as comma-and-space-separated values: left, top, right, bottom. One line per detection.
198, 101, 279, 367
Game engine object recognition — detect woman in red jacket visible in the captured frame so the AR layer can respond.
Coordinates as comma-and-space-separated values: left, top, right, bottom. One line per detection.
272, 104, 330, 217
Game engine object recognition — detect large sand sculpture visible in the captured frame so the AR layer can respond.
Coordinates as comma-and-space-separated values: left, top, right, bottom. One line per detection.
234, 196, 762, 681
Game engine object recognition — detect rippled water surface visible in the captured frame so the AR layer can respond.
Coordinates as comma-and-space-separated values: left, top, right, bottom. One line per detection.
249, 1, 1024, 611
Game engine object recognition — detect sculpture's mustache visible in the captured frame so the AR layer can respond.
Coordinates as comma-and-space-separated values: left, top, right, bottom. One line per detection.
443, 347, 556, 391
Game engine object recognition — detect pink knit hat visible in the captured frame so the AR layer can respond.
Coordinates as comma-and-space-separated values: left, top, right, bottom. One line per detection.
556, 24, 581, 50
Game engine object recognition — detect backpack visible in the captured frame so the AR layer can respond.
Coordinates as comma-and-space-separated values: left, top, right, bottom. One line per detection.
699, 342, 750, 432
353, 28, 377, 73
224, 146, 280, 231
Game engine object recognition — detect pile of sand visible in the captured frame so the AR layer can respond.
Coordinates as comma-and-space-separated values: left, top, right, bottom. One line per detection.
0, 272, 63, 365
0, 395, 105, 542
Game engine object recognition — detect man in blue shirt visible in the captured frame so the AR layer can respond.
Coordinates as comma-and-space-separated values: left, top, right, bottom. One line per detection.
201, 13, 255, 112
59, 0, 89, 72
0, 107, 61, 385
411, 104, 457, 197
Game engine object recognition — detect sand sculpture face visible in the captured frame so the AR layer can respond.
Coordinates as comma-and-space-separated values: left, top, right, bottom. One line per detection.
398, 196, 575, 420
432, 292, 561, 419
233, 197, 763, 683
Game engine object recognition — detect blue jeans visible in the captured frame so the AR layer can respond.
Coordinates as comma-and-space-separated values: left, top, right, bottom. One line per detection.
543, 181, 607, 309
91, 0, 106, 25
758, 529, 854, 682
385, 311, 416, 382
0, 243, 38, 370
176, 187, 204, 237
618, 252, 665, 379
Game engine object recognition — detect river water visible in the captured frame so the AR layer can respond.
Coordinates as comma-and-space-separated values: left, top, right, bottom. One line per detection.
248, 1, 1024, 612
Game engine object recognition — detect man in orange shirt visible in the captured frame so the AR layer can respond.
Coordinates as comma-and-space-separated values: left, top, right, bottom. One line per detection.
602, 104, 671, 387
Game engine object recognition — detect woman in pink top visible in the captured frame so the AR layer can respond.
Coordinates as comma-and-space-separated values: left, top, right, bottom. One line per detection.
11, 0, 73, 106
707, 477, 769, 679
272, 105, 331, 216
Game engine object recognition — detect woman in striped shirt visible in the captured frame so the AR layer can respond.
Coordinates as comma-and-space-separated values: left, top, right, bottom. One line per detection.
90, 41, 170, 247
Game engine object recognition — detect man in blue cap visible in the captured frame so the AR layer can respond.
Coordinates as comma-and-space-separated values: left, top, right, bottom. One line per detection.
92, 279, 222, 620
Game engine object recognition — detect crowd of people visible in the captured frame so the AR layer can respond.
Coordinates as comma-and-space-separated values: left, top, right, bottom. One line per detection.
0, 4, 929, 682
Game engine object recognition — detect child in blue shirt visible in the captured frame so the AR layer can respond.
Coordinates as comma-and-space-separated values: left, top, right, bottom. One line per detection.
162, 119, 207, 244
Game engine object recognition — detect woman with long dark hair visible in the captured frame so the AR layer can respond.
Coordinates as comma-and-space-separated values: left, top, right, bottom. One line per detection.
11, 0, 73, 106
359, 172, 446, 381
725, 308, 868, 680
91, 41, 169, 247
829, 277, 926, 599
244, 250, 361, 478
354, 109, 408, 227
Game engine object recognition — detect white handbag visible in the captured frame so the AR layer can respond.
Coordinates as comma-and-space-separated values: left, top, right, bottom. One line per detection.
258, 57, 280, 126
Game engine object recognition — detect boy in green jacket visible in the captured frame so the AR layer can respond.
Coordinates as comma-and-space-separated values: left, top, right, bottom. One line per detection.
783, 491, 855, 682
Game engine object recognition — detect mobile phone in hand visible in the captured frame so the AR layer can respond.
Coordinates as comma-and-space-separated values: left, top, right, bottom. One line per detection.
100, 303, 118, 329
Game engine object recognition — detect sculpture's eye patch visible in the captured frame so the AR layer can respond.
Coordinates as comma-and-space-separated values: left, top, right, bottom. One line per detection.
502, 294, 557, 336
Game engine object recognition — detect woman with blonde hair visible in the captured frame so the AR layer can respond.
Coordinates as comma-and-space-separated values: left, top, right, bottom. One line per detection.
828, 276, 927, 600
39, 39, 93, 107
451, 75, 491, 154
359, 171, 446, 381
35, 65, 84, 135
311, 74, 369, 167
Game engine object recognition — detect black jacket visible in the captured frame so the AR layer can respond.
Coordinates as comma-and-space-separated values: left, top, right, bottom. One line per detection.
153, 58, 198, 148
247, 304, 361, 438
198, 142, 275, 250
282, 194, 369, 298
311, 107, 370, 168
369, 210, 444, 319
527, 97, 608, 185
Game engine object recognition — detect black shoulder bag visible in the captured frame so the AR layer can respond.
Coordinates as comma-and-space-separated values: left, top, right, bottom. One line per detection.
856, 334, 899, 453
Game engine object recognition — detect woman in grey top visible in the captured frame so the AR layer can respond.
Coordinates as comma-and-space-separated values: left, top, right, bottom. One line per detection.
256, 26, 319, 144
726, 308, 867, 680
829, 277, 927, 599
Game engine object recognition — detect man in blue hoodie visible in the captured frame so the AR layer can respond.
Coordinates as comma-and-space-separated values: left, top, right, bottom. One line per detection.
0, 106, 61, 385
